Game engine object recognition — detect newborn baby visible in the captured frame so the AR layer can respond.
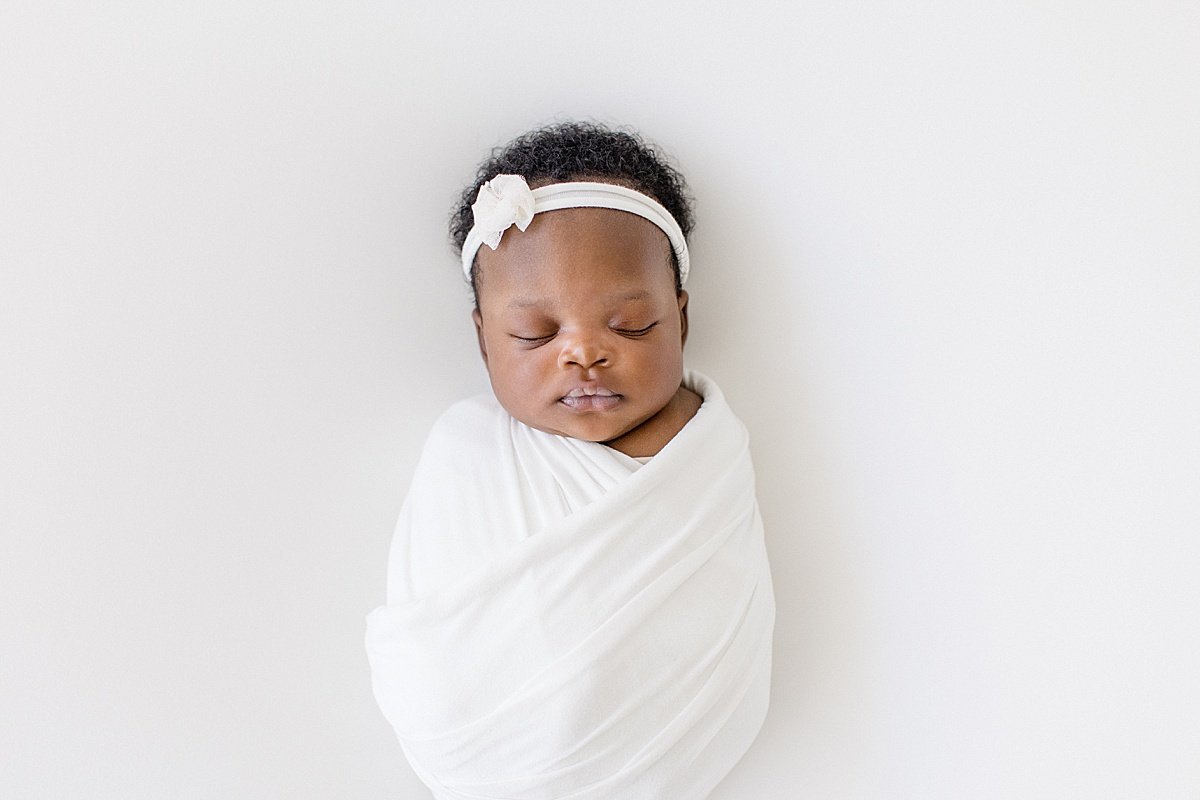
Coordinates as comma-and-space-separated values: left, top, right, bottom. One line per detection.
366, 121, 776, 800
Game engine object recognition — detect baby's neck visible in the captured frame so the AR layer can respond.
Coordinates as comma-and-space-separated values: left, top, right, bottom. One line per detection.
604, 384, 703, 459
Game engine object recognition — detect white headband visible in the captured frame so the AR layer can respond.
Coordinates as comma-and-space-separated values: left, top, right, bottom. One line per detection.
461, 175, 690, 284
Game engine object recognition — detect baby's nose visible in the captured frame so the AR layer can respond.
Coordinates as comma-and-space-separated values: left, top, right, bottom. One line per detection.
557, 331, 611, 370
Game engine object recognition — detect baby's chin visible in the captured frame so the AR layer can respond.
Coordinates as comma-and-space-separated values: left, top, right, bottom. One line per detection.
493, 400, 644, 445
510, 414, 634, 444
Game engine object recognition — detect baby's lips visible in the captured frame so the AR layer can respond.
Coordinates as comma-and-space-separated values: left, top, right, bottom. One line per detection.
563, 385, 618, 399
560, 393, 622, 411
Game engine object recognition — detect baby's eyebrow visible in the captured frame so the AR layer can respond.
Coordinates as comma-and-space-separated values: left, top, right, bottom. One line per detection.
506, 290, 651, 310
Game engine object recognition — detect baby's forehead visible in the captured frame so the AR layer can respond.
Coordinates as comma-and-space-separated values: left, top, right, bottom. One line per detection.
481, 208, 671, 267
470, 206, 681, 311
481, 270, 676, 320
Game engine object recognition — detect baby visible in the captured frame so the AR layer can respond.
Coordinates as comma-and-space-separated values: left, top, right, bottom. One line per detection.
367, 122, 776, 800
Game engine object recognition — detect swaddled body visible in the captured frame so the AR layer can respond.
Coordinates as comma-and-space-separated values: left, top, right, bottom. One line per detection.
365, 122, 776, 799
366, 372, 774, 799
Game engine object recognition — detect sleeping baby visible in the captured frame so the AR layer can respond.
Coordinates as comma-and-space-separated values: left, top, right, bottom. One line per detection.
366, 121, 776, 800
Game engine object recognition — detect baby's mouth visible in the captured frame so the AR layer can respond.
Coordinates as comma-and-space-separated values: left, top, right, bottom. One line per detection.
560, 386, 621, 411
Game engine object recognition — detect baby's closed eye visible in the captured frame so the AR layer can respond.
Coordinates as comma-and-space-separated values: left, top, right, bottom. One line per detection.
510, 331, 556, 344
612, 322, 658, 336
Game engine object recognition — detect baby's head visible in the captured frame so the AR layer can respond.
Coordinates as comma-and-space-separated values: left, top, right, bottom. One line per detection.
450, 122, 699, 452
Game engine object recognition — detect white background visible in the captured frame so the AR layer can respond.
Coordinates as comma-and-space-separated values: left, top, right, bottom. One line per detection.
2, 1, 1197, 798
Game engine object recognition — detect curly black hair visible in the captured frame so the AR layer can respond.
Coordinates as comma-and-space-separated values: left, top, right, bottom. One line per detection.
450, 121, 694, 299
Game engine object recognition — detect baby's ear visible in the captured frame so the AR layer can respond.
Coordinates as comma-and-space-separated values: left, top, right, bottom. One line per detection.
677, 290, 690, 347
472, 308, 489, 367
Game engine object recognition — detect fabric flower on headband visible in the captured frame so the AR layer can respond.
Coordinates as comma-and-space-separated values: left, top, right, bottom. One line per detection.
471, 174, 536, 250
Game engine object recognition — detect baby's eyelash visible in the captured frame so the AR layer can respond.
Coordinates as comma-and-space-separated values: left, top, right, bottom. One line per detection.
614, 323, 658, 336
509, 322, 658, 344
511, 333, 554, 344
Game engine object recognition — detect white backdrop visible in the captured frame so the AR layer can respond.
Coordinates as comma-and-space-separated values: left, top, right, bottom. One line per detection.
2, 1, 1197, 798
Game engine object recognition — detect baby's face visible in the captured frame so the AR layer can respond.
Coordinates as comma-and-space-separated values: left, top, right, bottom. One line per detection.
472, 206, 688, 446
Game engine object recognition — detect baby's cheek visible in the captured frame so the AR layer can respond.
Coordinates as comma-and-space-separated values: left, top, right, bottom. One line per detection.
492, 350, 549, 400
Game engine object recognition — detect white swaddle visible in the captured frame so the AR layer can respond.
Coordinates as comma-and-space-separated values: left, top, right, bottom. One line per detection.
365, 371, 776, 800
